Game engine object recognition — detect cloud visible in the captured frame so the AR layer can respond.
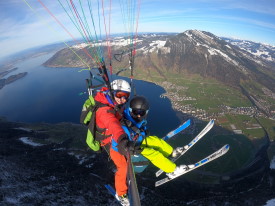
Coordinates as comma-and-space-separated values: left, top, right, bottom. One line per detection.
225, 1, 275, 16
211, 14, 275, 31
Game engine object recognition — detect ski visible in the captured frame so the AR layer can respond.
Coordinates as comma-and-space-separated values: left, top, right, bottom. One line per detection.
156, 119, 215, 177
162, 119, 191, 141
155, 144, 230, 187
105, 184, 117, 198
132, 119, 191, 173
105, 184, 124, 205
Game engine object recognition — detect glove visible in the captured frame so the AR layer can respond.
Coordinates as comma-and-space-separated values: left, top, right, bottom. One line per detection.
127, 141, 142, 155
117, 137, 142, 156
117, 137, 129, 156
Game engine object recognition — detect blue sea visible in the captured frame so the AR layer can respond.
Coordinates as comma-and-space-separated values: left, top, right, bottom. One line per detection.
0, 53, 180, 137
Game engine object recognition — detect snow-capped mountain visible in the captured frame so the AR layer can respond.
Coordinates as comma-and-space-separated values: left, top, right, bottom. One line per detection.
222, 37, 275, 63
44, 30, 275, 93
133, 30, 275, 92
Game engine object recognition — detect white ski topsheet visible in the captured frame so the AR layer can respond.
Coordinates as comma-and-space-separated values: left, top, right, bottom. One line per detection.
155, 144, 230, 187
156, 119, 215, 177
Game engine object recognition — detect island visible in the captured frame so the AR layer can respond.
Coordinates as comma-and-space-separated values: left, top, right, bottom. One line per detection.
0, 72, 28, 90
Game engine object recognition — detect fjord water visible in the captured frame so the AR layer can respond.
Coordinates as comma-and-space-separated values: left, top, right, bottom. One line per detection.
0, 53, 179, 136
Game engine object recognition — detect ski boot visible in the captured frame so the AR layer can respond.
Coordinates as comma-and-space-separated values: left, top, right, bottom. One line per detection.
166, 164, 195, 178
115, 193, 130, 206
171, 146, 189, 158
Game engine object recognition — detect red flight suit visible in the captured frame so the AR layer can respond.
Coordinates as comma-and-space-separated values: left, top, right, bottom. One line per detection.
94, 88, 128, 196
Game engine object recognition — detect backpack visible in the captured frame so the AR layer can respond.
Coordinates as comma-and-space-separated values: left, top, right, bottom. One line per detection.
80, 95, 101, 152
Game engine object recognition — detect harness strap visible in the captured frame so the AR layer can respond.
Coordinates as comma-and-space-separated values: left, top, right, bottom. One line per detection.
88, 101, 110, 144
122, 118, 148, 146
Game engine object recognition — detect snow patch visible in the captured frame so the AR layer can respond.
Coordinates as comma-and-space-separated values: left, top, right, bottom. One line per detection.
14, 127, 33, 132
202, 43, 239, 67
197, 43, 248, 74
72, 38, 143, 49
264, 199, 275, 206
19, 137, 44, 147
185, 31, 193, 38
226, 39, 274, 62
67, 151, 96, 166
159, 47, 170, 54
136, 40, 167, 54
148, 40, 166, 52
225, 45, 232, 49
5, 197, 19, 204
270, 156, 275, 169
72, 43, 90, 49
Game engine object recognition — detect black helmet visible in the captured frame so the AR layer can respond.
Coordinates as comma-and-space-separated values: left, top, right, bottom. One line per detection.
129, 96, 150, 121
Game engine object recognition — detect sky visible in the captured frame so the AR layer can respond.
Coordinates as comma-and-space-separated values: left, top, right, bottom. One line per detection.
0, 0, 275, 60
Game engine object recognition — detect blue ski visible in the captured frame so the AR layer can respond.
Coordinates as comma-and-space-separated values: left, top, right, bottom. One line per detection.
155, 144, 230, 187
105, 184, 116, 197
162, 119, 191, 141
156, 119, 214, 177
105, 184, 122, 205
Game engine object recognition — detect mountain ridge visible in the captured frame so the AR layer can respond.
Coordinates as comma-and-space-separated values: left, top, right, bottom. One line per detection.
43, 30, 275, 92
43, 30, 275, 118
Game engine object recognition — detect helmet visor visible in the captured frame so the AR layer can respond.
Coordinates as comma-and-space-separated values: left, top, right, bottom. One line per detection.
114, 91, 130, 99
131, 108, 148, 116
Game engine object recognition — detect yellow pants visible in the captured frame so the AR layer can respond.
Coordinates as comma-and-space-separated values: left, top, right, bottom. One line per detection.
140, 135, 176, 173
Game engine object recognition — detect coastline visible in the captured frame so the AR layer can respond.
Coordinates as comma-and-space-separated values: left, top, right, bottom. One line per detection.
0, 72, 27, 90
0, 67, 18, 78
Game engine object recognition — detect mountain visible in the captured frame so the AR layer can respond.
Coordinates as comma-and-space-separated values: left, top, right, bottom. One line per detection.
222, 37, 275, 65
141, 30, 275, 92
43, 31, 275, 117
44, 31, 275, 93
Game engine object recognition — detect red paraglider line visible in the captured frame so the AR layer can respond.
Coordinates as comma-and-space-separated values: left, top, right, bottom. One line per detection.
37, 0, 101, 67
101, 0, 112, 63
69, 0, 90, 43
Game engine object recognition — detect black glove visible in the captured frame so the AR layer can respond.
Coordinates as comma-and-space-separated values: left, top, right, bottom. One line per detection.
118, 137, 142, 156
117, 137, 129, 156
127, 141, 142, 155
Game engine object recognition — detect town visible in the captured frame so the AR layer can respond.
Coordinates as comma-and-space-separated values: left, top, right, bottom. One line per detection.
158, 81, 274, 135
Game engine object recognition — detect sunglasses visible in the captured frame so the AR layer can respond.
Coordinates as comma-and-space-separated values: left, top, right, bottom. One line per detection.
130, 108, 148, 116
114, 91, 130, 99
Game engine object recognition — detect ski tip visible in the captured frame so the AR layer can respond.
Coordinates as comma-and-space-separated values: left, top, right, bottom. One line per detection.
163, 136, 168, 141
220, 144, 230, 155
155, 170, 162, 177
155, 181, 162, 187
105, 184, 116, 195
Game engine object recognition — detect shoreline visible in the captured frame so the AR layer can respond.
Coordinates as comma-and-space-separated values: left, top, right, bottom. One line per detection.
0, 72, 28, 90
